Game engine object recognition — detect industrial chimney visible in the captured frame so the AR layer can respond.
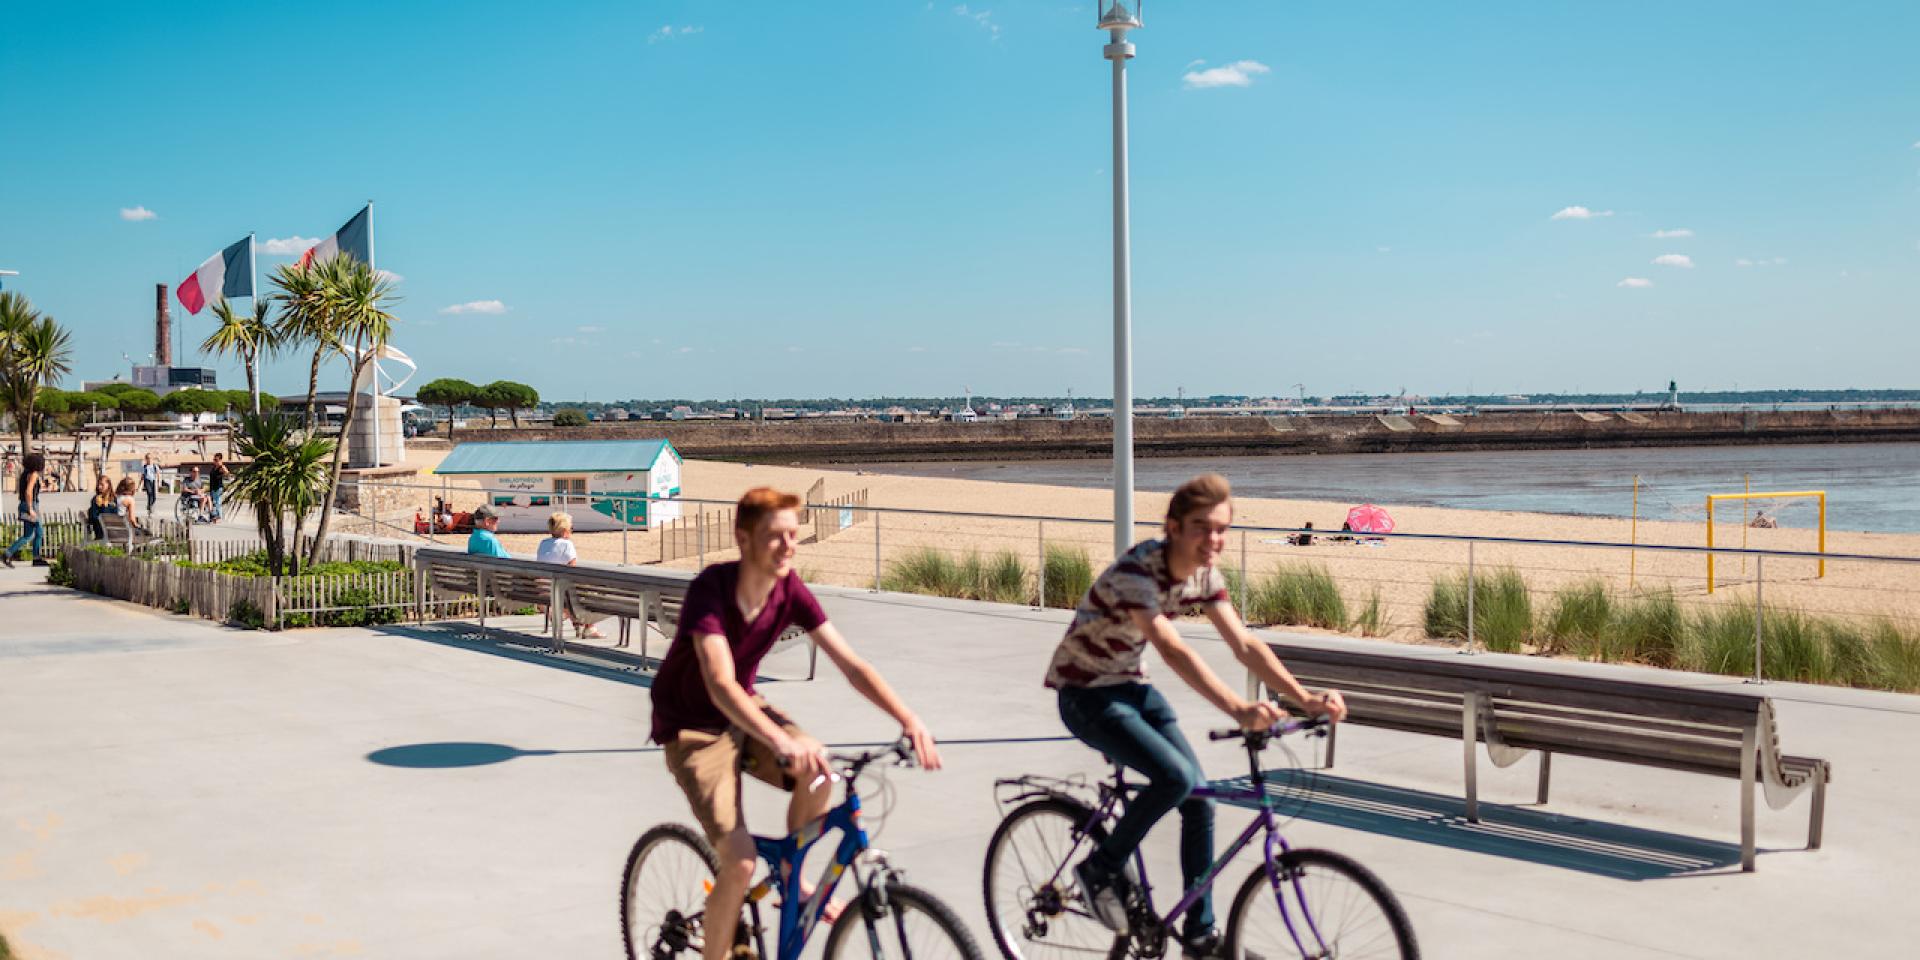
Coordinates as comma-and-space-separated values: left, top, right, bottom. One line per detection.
155, 283, 172, 366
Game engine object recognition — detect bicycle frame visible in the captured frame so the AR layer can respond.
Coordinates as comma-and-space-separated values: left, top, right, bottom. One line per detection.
746, 785, 872, 960
1015, 723, 1337, 959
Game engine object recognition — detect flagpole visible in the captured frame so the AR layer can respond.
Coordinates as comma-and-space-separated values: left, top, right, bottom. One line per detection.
365, 201, 382, 468
248, 232, 261, 416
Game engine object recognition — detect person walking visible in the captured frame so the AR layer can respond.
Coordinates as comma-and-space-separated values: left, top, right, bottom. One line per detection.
140, 453, 160, 513
208, 453, 231, 522
4, 452, 47, 568
1045, 474, 1346, 955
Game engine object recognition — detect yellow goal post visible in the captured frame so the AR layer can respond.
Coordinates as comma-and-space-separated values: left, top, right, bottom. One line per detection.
1706, 490, 1825, 593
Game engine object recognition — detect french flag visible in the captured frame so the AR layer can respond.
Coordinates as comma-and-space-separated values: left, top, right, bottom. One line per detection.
298, 205, 373, 268
177, 236, 254, 315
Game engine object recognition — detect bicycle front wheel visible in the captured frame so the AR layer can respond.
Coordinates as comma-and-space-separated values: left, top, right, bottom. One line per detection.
621, 823, 719, 960
982, 798, 1127, 960
1225, 848, 1418, 960
825, 879, 984, 960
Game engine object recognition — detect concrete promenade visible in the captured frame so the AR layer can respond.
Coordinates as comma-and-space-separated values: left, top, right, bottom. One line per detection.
2, 563, 1916, 958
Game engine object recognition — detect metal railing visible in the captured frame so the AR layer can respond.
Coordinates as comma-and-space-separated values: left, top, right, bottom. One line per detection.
326, 478, 1920, 686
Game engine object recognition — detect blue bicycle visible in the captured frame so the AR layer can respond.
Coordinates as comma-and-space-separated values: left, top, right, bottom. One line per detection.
983, 718, 1417, 960
622, 739, 984, 960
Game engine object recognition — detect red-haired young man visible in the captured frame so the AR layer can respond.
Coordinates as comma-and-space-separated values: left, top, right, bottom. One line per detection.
651, 487, 943, 960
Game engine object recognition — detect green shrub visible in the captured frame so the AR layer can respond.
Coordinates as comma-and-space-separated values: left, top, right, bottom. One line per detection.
1043, 544, 1095, 609
1425, 567, 1532, 652
1611, 589, 1685, 666
1683, 603, 1755, 677
882, 548, 964, 596
168, 595, 191, 615
1245, 563, 1348, 630
44, 552, 74, 587
1869, 622, 1920, 692
553, 408, 589, 427
323, 587, 404, 628
229, 599, 268, 630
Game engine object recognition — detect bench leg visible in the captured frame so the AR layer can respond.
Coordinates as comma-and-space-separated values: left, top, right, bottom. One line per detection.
1740, 726, 1757, 872
1463, 694, 1480, 823
1537, 751, 1552, 805
1808, 766, 1827, 850
807, 636, 818, 681
1324, 722, 1337, 770
549, 581, 565, 654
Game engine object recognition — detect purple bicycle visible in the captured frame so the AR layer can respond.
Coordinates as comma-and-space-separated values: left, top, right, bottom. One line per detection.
983, 718, 1417, 960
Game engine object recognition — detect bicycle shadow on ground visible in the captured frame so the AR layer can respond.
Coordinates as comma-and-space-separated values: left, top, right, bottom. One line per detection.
1212, 769, 1743, 880
366, 741, 660, 768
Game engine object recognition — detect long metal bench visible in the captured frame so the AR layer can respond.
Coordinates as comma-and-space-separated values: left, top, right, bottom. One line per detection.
411, 549, 816, 678
1248, 641, 1831, 871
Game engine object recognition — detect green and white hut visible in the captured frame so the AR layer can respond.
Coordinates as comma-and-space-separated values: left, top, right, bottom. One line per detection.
432, 439, 683, 533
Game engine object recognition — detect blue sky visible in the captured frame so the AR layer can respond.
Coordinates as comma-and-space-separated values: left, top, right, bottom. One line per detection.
3, 1, 1916, 402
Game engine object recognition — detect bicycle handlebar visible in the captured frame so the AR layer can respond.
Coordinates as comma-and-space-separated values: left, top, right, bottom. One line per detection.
1207, 716, 1331, 742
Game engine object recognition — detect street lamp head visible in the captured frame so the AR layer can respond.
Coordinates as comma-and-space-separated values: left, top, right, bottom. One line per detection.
1097, 0, 1141, 31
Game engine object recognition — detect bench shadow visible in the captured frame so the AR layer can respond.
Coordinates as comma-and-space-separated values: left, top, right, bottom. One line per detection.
1213, 769, 1743, 880
373, 622, 660, 688
367, 741, 660, 768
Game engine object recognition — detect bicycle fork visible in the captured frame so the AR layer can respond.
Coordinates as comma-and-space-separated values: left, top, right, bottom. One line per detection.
1259, 822, 1333, 960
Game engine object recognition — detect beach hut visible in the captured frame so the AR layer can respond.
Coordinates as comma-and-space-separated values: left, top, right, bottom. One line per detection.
432, 439, 683, 533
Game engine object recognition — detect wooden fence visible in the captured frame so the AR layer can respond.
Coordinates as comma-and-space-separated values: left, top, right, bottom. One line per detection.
185, 534, 417, 567
66, 544, 278, 623
810, 488, 871, 544
1, 509, 90, 557
659, 507, 735, 563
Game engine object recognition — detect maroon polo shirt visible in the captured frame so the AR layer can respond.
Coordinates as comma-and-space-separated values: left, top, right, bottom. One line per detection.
649, 562, 828, 743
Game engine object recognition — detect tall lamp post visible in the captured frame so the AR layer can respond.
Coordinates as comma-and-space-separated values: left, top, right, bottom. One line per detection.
1100, 1, 1141, 559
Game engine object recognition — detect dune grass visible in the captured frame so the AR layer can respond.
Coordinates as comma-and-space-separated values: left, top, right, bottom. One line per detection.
1425, 567, 1533, 653
1042, 544, 1095, 609
882, 547, 1031, 605
1243, 563, 1348, 630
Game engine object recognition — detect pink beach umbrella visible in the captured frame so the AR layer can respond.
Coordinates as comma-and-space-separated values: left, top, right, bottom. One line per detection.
1345, 503, 1395, 534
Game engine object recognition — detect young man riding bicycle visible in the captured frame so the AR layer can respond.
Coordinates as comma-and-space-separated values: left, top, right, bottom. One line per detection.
650, 487, 944, 960
1045, 474, 1347, 958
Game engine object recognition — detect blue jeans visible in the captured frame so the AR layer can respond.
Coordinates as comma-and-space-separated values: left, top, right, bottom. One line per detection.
7, 500, 42, 560
212, 487, 223, 519
1058, 683, 1215, 939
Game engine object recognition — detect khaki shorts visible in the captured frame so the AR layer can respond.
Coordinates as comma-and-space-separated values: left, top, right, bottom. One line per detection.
663, 698, 805, 847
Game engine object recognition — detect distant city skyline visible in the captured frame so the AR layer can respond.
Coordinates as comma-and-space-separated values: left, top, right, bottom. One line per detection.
3, 1, 1916, 401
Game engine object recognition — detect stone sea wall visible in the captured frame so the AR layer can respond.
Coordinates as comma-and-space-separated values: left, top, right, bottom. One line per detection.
443, 408, 1920, 463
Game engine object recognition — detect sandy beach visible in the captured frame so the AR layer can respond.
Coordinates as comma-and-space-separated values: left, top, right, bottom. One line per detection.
374, 449, 1920, 642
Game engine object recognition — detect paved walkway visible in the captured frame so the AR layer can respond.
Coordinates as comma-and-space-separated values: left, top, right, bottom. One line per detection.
2, 563, 1916, 958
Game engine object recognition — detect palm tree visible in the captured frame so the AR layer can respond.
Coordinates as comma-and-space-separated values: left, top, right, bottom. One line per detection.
228, 412, 334, 576
0, 291, 74, 454
203, 297, 279, 414
305, 259, 396, 566
269, 262, 340, 430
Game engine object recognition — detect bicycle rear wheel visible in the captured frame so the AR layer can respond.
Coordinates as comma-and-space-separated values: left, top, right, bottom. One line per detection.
982, 798, 1128, 960
621, 823, 719, 960
1224, 848, 1417, 960
825, 879, 984, 960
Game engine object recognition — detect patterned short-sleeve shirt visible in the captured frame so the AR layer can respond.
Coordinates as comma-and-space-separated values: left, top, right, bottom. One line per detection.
1043, 539, 1231, 688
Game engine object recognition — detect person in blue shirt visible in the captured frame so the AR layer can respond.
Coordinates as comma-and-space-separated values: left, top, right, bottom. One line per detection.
466, 504, 512, 558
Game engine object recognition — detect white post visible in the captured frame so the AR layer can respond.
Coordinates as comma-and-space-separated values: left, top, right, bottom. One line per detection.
365, 201, 382, 468
1463, 541, 1477, 655
1035, 520, 1046, 610
1106, 24, 1137, 560
1752, 555, 1766, 684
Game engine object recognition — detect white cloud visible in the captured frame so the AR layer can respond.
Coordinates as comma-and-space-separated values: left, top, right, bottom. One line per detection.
647, 24, 703, 43
576, 325, 604, 334
676, 346, 695, 354
119, 206, 157, 221
785, 346, 805, 354
262, 235, 320, 255
1184, 58, 1207, 70
550, 336, 583, 346
907, 346, 927, 353
1057, 347, 1088, 355
1651, 254, 1694, 269
1650, 228, 1694, 239
376, 269, 404, 283
1735, 256, 1788, 268
1550, 206, 1614, 221
1617, 277, 1653, 288
952, 5, 1000, 40
1912, 140, 1920, 149
1376, 245, 1392, 253
439, 300, 508, 315
1182, 60, 1271, 90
